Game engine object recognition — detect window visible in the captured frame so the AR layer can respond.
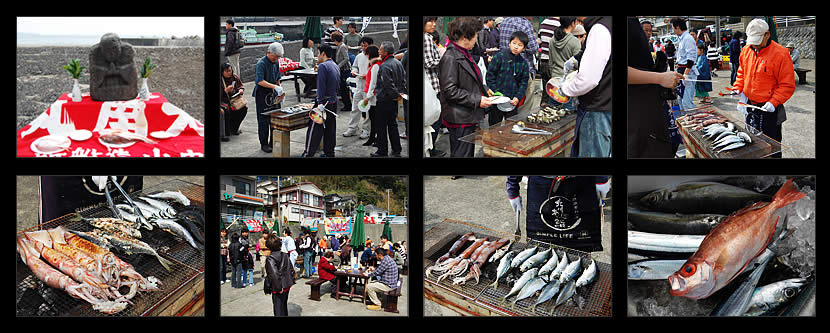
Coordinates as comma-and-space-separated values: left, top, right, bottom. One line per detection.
232, 180, 251, 195
291, 207, 300, 214
303, 192, 310, 205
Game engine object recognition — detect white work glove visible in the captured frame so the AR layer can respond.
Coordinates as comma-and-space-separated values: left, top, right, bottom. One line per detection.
563, 56, 578, 75
737, 92, 748, 117
595, 180, 611, 203
761, 101, 776, 113
509, 196, 522, 215
91, 176, 109, 191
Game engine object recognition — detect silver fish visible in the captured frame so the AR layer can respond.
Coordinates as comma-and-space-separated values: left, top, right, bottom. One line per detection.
712, 130, 736, 143
737, 131, 752, 144
705, 126, 730, 139
95, 230, 174, 271
628, 259, 687, 280
520, 248, 552, 272
139, 197, 177, 216
714, 135, 744, 149
510, 246, 538, 269
718, 141, 746, 153
537, 249, 560, 277
489, 241, 513, 263
501, 267, 538, 303
553, 279, 577, 310
530, 279, 561, 312
548, 252, 569, 282
131, 200, 167, 219
153, 218, 198, 249
745, 278, 808, 316
575, 259, 597, 288
147, 190, 191, 206
558, 258, 582, 283
628, 230, 704, 254
511, 276, 547, 310
490, 251, 516, 290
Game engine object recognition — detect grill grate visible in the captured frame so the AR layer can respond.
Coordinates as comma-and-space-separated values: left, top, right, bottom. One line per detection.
16, 179, 204, 317
424, 219, 612, 317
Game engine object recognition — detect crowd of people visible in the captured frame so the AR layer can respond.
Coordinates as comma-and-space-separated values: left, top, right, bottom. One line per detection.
424, 16, 611, 158
220, 224, 408, 315
221, 18, 409, 158
628, 17, 798, 158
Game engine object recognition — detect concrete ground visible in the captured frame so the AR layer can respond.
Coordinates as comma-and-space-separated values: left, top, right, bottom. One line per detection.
220, 255, 409, 317
691, 58, 815, 158
220, 80, 409, 158
423, 176, 613, 316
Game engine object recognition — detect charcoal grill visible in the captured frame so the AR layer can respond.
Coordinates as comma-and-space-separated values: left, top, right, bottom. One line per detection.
16, 179, 205, 317
424, 219, 612, 317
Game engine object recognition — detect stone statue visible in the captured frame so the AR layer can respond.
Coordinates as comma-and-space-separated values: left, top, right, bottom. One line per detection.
89, 33, 138, 101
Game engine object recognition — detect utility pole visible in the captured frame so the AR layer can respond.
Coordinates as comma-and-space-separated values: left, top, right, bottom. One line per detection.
386, 189, 391, 215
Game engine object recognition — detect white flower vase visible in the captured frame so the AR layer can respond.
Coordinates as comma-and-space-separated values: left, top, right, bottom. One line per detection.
139, 77, 150, 101
71, 79, 82, 102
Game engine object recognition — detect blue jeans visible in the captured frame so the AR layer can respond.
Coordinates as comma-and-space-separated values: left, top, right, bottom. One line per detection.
730, 62, 739, 86
303, 251, 314, 277
574, 109, 612, 157
240, 265, 248, 286
676, 68, 696, 110
220, 256, 228, 282
247, 268, 254, 285
232, 263, 243, 288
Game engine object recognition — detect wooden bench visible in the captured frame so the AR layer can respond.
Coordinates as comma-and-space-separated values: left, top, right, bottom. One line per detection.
381, 280, 402, 313
306, 278, 327, 301
795, 68, 811, 84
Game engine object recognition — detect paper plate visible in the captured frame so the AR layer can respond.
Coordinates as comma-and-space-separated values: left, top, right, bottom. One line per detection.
98, 136, 136, 149
358, 99, 371, 112
489, 96, 511, 104
497, 102, 516, 112
31, 135, 71, 154
69, 129, 92, 141
150, 131, 174, 139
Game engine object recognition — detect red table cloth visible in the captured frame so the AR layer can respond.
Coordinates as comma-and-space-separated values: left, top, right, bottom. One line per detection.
17, 92, 204, 157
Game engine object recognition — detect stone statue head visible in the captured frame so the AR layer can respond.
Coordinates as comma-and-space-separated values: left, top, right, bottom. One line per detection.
99, 33, 122, 63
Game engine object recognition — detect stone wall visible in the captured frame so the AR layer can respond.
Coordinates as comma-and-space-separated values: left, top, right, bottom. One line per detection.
778, 25, 816, 59
218, 30, 408, 83
16, 46, 205, 130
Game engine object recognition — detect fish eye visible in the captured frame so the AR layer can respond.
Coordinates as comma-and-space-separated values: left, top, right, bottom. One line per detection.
680, 263, 696, 277
784, 288, 797, 298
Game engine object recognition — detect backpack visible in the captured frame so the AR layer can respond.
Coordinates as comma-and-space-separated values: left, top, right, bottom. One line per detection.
235, 29, 245, 49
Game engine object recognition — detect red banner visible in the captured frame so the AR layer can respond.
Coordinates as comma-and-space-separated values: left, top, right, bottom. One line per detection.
17, 93, 204, 157
279, 57, 300, 73
245, 220, 263, 233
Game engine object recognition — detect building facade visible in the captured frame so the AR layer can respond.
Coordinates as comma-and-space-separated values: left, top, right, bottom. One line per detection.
220, 175, 267, 229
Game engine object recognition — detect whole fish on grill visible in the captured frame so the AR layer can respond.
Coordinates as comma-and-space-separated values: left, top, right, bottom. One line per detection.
668, 179, 805, 299
510, 246, 539, 269
639, 182, 770, 214
153, 218, 199, 249
78, 229, 174, 272
548, 252, 569, 282
575, 259, 597, 288
520, 248, 552, 272
510, 276, 547, 310
490, 251, 515, 290
553, 279, 577, 311
489, 241, 513, 263
530, 279, 561, 312
139, 196, 178, 217
537, 249, 560, 277
501, 267, 538, 304
558, 258, 582, 284
71, 214, 142, 239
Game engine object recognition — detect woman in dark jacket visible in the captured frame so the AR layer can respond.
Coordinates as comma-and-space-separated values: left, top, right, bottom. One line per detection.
229, 233, 244, 288
220, 63, 248, 141
266, 235, 295, 316
439, 16, 493, 157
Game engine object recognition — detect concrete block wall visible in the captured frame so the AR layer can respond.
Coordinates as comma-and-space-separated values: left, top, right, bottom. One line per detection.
778, 25, 816, 59
17, 46, 205, 130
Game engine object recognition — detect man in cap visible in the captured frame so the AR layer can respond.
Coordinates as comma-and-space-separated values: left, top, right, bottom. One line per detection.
732, 18, 794, 158
786, 43, 800, 70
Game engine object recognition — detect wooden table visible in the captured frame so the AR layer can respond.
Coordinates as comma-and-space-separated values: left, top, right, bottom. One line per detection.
334, 268, 370, 303
795, 68, 812, 84
675, 105, 782, 158
268, 106, 313, 157
286, 68, 318, 103
461, 115, 575, 157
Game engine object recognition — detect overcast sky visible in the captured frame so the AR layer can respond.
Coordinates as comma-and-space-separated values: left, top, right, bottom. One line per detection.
17, 17, 204, 37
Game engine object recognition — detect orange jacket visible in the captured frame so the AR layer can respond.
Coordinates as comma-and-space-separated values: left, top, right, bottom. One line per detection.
733, 41, 795, 107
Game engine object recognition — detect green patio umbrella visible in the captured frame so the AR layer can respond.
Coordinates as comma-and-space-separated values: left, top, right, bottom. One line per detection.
303, 16, 322, 44
765, 16, 778, 43
382, 217, 393, 243
350, 202, 365, 250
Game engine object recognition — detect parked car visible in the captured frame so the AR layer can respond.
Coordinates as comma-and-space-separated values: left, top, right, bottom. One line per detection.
383, 216, 408, 224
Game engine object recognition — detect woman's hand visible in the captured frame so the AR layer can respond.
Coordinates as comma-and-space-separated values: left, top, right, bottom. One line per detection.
510, 97, 519, 106
658, 72, 684, 89
224, 85, 234, 93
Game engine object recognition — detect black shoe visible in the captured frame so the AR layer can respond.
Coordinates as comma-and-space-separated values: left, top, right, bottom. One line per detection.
221, 136, 230, 142
370, 152, 387, 157
362, 140, 375, 146
261, 145, 272, 153
391, 152, 402, 157
429, 149, 446, 157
